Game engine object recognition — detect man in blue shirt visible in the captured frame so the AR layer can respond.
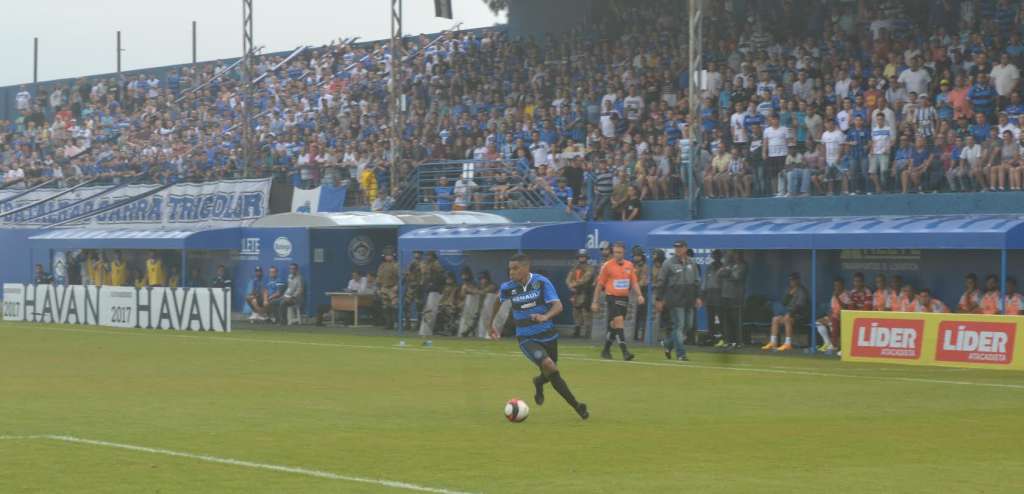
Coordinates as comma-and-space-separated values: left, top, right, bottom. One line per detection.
264, 266, 287, 323
489, 254, 589, 419
846, 115, 870, 194
434, 175, 454, 211
968, 73, 996, 119
245, 266, 266, 321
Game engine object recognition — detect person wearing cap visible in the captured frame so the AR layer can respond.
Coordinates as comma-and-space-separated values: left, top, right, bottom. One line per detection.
762, 272, 809, 352
403, 251, 424, 331
565, 249, 595, 338
376, 250, 399, 329
655, 240, 701, 361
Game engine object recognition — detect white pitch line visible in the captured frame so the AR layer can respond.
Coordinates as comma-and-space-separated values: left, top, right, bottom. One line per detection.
0, 434, 474, 494
8, 324, 1024, 391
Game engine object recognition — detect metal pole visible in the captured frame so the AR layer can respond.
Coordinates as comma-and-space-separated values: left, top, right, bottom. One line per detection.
687, 0, 702, 220
33, 37, 38, 85
389, 0, 403, 199
116, 31, 122, 73
241, 0, 255, 175
181, 250, 188, 287
645, 248, 655, 346
1001, 249, 1007, 309
397, 248, 405, 336
192, 21, 197, 65
810, 249, 817, 352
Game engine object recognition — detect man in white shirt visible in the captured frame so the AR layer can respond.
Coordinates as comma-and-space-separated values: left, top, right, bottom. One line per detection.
869, 113, 893, 193
834, 73, 852, 101
529, 136, 551, 168
623, 86, 645, 122
453, 174, 477, 210
959, 135, 983, 192
730, 102, 748, 145
599, 100, 618, 138
990, 53, 1020, 98
15, 86, 31, 111
762, 115, 790, 196
836, 99, 853, 132
791, 71, 815, 102
996, 113, 1020, 141
897, 57, 931, 96
820, 119, 847, 195
871, 99, 897, 130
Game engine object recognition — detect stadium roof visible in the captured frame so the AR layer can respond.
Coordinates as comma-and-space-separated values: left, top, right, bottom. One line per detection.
399, 222, 585, 252
29, 228, 241, 251
249, 211, 509, 228
647, 215, 1024, 250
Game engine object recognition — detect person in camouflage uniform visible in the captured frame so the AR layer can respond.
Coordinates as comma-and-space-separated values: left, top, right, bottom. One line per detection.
376, 250, 399, 329
403, 251, 424, 331
565, 249, 595, 338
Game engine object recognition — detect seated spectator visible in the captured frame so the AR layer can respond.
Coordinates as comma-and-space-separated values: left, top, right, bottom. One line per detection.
246, 266, 265, 321
621, 185, 641, 221
762, 272, 809, 353
910, 288, 949, 313
814, 277, 849, 354
1003, 277, 1023, 315
979, 275, 1001, 315
729, 146, 753, 197
346, 271, 367, 293
264, 266, 287, 323
278, 263, 304, 325
957, 273, 982, 313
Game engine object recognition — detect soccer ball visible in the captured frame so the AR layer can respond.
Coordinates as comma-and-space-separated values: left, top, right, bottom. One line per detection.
504, 399, 530, 422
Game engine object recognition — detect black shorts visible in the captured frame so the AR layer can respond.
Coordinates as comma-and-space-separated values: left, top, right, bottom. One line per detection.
607, 296, 629, 320
518, 330, 559, 366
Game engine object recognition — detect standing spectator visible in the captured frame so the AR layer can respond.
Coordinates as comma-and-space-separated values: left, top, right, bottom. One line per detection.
762, 272, 809, 353
591, 160, 615, 220
898, 57, 931, 96
763, 115, 790, 197
990, 54, 1020, 105
846, 115, 870, 194
869, 113, 893, 193
968, 73, 997, 119
655, 241, 701, 361
820, 119, 846, 195
434, 175, 454, 212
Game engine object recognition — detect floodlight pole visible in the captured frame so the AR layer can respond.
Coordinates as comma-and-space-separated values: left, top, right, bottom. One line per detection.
687, 0, 702, 220
389, 0, 403, 199
241, 0, 256, 175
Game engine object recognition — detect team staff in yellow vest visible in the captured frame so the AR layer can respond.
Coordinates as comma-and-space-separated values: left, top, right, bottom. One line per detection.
146, 251, 167, 287
109, 251, 128, 286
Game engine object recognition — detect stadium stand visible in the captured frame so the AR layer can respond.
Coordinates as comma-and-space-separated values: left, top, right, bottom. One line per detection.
2, 0, 1024, 216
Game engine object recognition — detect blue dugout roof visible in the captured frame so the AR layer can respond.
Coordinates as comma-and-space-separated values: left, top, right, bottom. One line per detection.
29, 228, 242, 251
647, 215, 1024, 250
399, 222, 586, 252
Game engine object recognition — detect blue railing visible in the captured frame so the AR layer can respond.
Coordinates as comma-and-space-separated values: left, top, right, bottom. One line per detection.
401, 160, 575, 213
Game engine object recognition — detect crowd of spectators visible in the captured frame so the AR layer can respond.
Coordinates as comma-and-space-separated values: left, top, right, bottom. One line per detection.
4, 0, 1024, 216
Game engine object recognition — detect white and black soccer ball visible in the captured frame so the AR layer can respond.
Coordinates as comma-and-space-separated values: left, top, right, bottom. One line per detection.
504, 399, 529, 422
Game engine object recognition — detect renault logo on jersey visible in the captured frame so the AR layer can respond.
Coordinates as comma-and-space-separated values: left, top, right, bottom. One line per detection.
511, 291, 539, 304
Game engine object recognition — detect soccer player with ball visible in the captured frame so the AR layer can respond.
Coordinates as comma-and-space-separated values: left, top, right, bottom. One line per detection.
489, 254, 589, 420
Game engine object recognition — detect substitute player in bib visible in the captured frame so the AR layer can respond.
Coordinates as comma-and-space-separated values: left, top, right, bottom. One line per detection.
592, 242, 644, 361
489, 254, 589, 420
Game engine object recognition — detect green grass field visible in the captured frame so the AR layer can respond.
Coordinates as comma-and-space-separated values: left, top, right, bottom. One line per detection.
2, 321, 1023, 493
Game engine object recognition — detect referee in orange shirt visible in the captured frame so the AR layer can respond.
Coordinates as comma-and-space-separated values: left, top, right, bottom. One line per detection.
592, 242, 644, 361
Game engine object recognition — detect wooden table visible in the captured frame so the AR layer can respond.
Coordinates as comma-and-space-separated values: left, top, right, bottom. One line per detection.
325, 292, 376, 326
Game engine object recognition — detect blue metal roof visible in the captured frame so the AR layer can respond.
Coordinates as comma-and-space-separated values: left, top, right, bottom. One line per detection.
399, 222, 586, 252
647, 215, 1024, 250
29, 228, 242, 251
